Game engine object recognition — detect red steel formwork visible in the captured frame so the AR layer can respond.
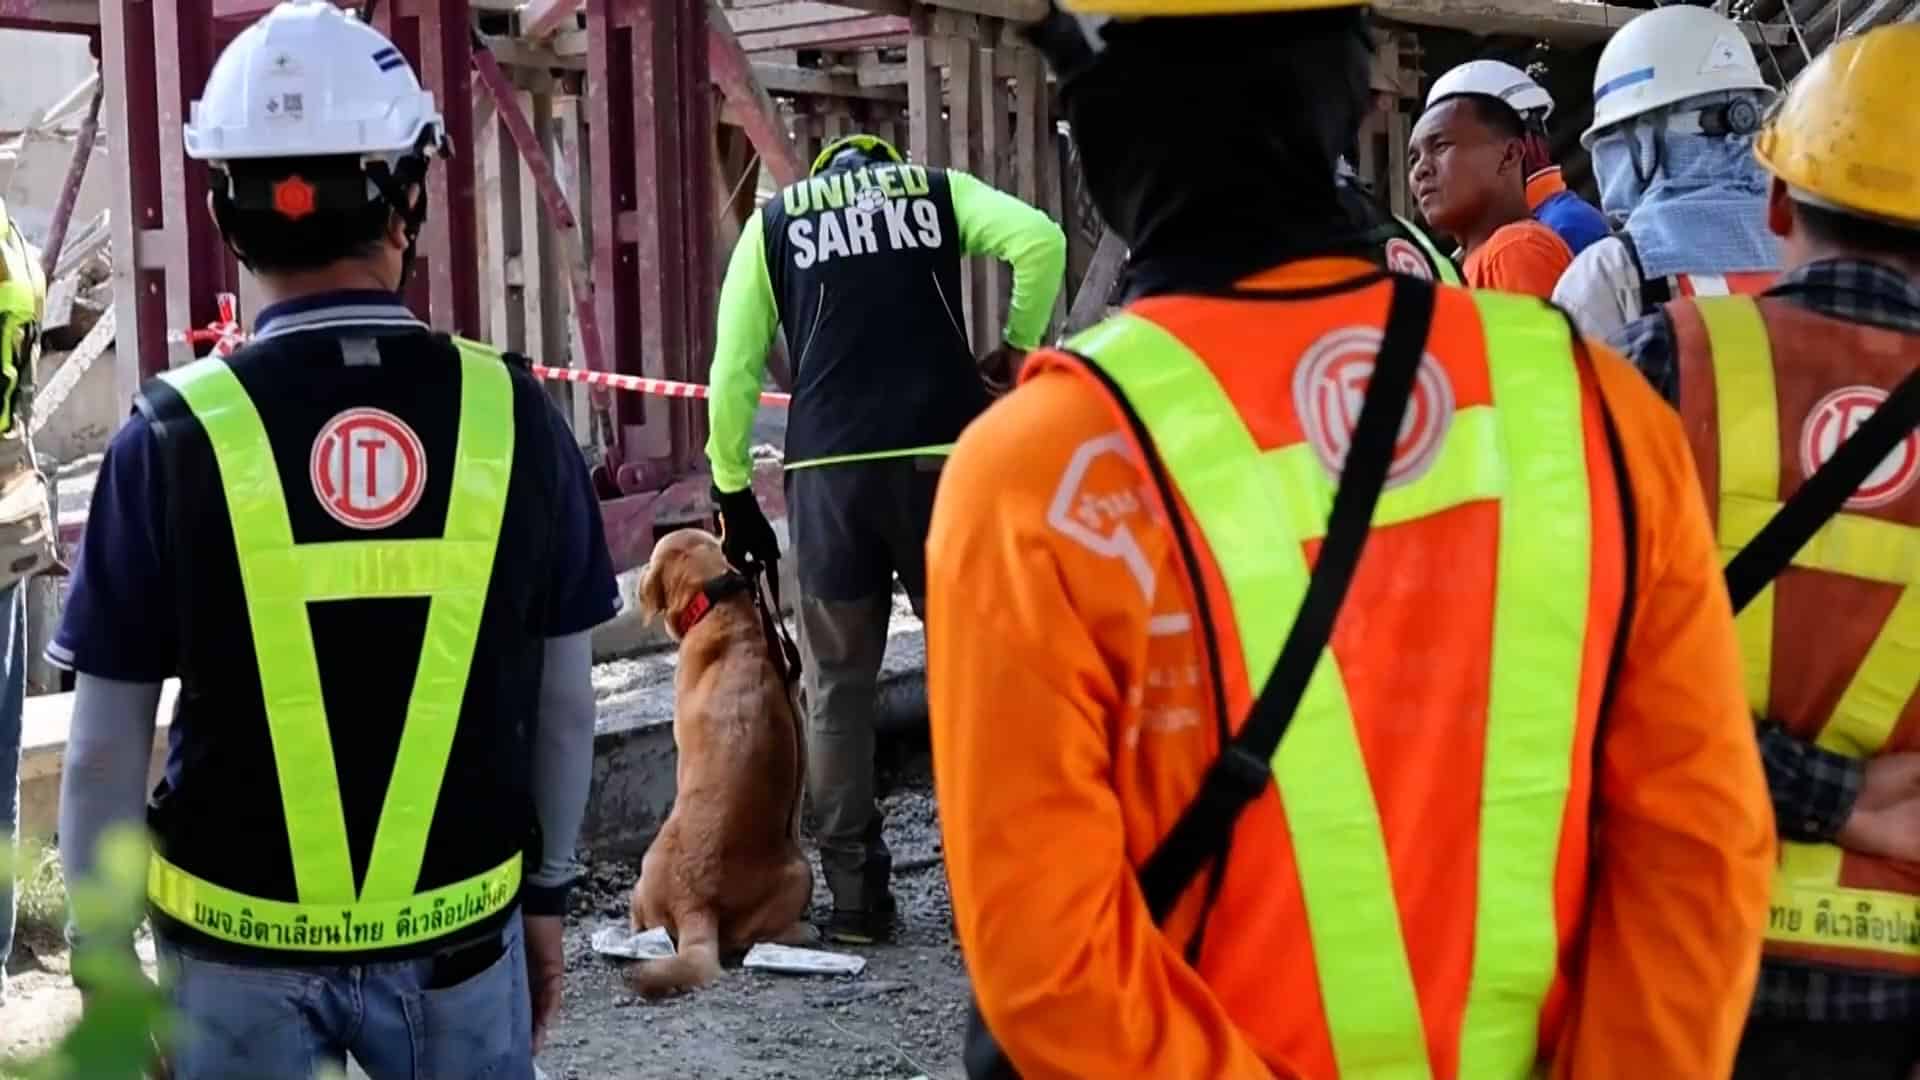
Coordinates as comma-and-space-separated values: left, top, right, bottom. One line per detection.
10, 0, 753, 572
586, 0, 718, 571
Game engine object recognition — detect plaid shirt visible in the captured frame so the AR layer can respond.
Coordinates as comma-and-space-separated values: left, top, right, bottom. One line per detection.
1609, 258, 1920, 1022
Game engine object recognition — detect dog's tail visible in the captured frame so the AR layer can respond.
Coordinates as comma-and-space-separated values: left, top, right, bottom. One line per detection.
626, 908, 722, 997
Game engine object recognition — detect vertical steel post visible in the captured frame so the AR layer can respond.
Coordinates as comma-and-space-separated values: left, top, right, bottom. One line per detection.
588, 0, 714, 492
377, 0, 480, 335
104, 0, 229, 404
587, 0, 640, 479
40, 79, 104, 279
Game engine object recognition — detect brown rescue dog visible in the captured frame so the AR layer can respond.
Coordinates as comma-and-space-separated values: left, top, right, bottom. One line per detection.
628, 528, 814, 995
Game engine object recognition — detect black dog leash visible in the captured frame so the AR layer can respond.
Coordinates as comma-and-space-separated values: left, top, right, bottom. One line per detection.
746, 558, 804, 691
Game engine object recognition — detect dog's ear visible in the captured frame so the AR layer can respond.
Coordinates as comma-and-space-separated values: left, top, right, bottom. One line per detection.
637, 555, 669, 623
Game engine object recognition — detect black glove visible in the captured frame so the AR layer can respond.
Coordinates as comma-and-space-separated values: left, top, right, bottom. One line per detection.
712, 484, 780, 573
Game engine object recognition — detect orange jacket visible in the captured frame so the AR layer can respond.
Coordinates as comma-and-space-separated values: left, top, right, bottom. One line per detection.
926, 259, 1775, 1079
1463, 219, 1573, 298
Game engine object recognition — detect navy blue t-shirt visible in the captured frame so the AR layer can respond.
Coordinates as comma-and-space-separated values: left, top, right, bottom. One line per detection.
49, 291, 621, 681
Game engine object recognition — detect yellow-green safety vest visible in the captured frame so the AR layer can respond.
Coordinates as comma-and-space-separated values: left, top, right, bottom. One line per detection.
0, 197, 46, 433
145, 336, 523, 953
1393, 213, 1465, 286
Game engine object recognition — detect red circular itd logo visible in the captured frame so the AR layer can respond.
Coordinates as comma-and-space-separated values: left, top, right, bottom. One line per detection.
1383, 238, 1433, 281
1799, 386, 1920, 511
309, 408, 427, 530
1292, 326, 1455, 489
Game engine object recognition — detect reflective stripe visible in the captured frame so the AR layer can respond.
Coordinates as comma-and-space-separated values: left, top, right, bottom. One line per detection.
1068, 295, 1590, 1077
0, 278, 36, 432
149, 850, 520, 953
0, 210, 44, 433
1684, 274, 1732, 297
1697, 297, 1779, 714
1458, 294, 1590, 1078
154, 338, 514, 920
1698, 295, 1920, 961
1394, 215, 1464, 286
784, 442, 957, 471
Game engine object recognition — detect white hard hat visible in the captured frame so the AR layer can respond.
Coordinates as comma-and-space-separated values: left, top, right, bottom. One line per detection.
1427, 60, 1555, 120
1582, 4, 1769, 147
183, 0, 444, 162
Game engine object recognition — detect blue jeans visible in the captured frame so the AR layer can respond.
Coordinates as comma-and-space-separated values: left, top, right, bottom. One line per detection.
0, 581, 28, 989
155, 913, 534, 1080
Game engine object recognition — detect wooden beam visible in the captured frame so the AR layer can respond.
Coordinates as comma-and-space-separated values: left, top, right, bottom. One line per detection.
906, 9, 947, 166
517, 0, 580, 39
709, 0, 809, 188
922, 0, 1044, 21
0, 0, 97, 27
483, 36, 586, 71
1066, 230, 1125, 335
978, 31, 1009, 348
725, 0, 906, 34
948, 33, 989, 351
1374, 0, 1788, 45
737, 14, 910, 51
751, 61, 908, 100
858, 53, 910, 86
730, 0, 907, 12
930, 6, 1029, 46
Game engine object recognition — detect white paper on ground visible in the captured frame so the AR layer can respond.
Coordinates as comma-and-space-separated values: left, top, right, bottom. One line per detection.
590, 924, 676, 960
741, 942, 867, 976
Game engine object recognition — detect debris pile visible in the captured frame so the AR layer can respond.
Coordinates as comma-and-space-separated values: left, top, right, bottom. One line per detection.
30, 209, 115, 461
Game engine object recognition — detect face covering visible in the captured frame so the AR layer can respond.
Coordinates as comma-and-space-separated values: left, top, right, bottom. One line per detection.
1587, 91, 1780, 279
1060, 13, 1375, 292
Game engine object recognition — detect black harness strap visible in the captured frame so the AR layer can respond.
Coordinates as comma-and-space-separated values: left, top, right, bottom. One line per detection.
1133, 275, 1436, 920
1617, 232, 1672, 318
1724, 366, 1920, 614
962, 275, 1438, 1079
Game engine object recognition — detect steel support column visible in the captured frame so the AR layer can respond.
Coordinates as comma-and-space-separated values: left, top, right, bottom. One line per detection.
472, 43, 605, 381
376, 0, 480, 334
40, 78, 104, 278
587, 0, 714, 495
103, 0, 233, 406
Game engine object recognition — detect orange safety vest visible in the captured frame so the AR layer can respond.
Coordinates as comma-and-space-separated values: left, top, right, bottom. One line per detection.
1669, 272, 1779, 299
1025, 271, 1632, 1078
1671, 295, 1920, 975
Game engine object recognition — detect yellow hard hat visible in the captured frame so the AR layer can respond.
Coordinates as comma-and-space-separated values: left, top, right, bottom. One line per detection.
1059, 0, 1362, 13
1754, 23, 1920, 228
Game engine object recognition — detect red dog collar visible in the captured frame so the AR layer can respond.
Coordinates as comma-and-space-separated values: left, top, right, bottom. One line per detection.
670, 572, 752, 637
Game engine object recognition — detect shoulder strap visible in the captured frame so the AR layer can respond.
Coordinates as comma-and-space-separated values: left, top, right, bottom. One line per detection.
1724, 366, 1920, 613
1616, 231, 1671, 316
1133, 274, 1438, 921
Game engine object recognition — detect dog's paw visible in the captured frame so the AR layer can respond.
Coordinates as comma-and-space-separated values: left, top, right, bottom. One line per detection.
771, 921, 820, 946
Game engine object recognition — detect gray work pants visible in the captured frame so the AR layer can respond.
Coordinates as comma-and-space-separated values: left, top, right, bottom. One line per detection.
787, 457, 941, 912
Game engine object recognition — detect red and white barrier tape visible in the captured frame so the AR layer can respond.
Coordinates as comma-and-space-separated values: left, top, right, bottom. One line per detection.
166, 298, 783, 406
166, 292, 247, 358
528, 364, 791, 407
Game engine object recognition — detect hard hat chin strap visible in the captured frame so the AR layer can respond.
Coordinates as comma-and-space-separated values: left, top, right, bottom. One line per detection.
366, 149, 433, 292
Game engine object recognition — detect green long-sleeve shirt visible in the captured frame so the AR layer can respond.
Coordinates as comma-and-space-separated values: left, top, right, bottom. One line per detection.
706, 166, 1066, 494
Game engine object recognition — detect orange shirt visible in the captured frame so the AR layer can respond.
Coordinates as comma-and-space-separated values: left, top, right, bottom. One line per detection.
925, 260, 1774, 1079
1526, 166, 1571, 212
1464, 218, 1574, 298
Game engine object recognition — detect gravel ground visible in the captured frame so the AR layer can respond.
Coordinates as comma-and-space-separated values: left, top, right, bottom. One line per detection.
1, 745, 972, 1080
539, 747, 971, 1080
